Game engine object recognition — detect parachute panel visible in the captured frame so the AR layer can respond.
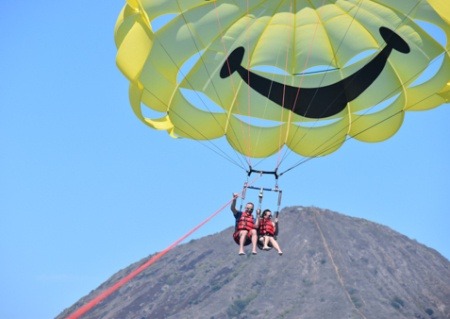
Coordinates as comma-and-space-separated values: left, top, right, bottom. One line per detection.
287, 110, 349, 157
226, 116, 288, 158
170, 89, 227, 140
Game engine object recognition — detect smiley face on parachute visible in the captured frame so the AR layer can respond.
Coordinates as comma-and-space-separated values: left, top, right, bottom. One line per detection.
115, 1, 450, 158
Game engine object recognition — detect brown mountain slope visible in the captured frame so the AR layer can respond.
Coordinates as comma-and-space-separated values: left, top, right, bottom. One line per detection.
58, 207, 450, 319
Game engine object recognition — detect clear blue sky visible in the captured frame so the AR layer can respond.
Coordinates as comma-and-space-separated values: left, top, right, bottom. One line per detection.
1, 2, 449, 319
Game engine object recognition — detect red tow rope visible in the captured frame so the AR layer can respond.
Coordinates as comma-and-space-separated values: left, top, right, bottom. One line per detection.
65, 199, 233, 319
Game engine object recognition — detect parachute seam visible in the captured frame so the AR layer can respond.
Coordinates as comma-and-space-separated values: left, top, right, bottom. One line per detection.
279, 0, 365, 165
212, 1, 253, 168
208, 0, 257, 169
242, 0, 285, 161
249, 0, 296, 172
256, 0, 329, 172
213, 0, 271, 167
171, 0, 251, 169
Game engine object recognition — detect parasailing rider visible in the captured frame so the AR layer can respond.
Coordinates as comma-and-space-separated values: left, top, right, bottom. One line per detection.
258, 209, 283, 255
231, 193, 259, 256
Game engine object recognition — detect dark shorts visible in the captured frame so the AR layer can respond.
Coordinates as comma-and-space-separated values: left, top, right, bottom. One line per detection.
233, 230, 252, 246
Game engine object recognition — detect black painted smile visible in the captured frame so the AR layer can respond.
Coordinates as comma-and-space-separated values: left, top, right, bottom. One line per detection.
220, 27, 410, 119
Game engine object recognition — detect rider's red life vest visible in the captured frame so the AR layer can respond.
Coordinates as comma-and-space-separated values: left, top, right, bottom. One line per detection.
236, 212, 255, 232
259, 218, 275, 236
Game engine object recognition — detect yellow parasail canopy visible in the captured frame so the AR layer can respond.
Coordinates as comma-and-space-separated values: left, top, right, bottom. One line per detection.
115, 0, 450, 159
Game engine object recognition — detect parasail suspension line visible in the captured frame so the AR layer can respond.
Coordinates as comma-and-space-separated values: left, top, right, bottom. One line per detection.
240, 168, 283, 213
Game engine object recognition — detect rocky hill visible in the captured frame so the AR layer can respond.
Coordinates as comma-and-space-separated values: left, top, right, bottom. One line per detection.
58, 207, 450, 319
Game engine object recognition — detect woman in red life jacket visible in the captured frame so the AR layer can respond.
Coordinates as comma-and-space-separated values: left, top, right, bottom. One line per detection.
259, 209, 283, 255
231, 193, 259, 255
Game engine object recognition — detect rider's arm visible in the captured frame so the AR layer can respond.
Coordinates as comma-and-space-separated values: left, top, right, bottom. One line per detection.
231, 193, 239, 215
